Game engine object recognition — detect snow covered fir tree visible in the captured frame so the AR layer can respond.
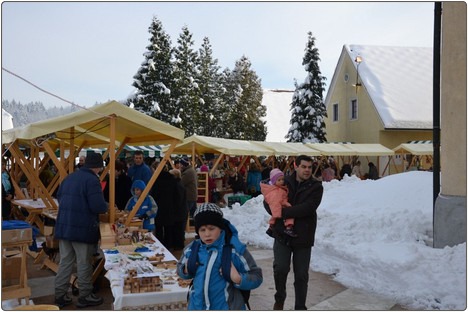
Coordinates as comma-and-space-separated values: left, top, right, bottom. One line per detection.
196, 37, 225, 138
127, 16, 176, 126
224, 55, 266, 141
286, 31, 327, 143
127, 16, 267, 140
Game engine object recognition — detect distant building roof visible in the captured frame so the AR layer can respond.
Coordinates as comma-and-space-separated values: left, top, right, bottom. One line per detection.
2, 108, 14, 130
262, 89, 294, 142
325, 44, 433, 130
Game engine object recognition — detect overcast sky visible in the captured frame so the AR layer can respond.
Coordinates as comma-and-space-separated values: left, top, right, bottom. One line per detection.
1, 2, 434, 109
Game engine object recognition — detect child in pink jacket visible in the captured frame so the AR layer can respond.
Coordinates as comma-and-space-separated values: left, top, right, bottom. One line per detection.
260, 169, 297, 237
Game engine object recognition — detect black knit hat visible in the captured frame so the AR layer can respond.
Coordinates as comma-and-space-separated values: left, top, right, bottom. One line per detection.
194, 203, 224, 233
180, 157, 190, 167
84, 152, 104, 169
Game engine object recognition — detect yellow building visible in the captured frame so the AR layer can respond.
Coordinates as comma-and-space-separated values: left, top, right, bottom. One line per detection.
324, 44, 433, 174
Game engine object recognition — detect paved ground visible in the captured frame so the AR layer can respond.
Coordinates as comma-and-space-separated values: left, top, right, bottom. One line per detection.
2, 240, 409, 310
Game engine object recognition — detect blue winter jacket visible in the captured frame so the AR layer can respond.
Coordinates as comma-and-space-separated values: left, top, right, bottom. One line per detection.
177, 220, 263, 310
55, 167, 108, 244
127, 163, 152, 184
125, 180, 158, 231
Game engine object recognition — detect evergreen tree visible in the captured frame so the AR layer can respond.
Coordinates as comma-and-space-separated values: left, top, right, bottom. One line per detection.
225, 55, 266, 141
127, 16, 176, 125
286, 32, 327, 143
196, 37, 224, 137
172, 25, 201, 136
218, 67, 240, 139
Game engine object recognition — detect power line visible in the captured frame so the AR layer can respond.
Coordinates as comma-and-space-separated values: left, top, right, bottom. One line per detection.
2, 67, 109, 118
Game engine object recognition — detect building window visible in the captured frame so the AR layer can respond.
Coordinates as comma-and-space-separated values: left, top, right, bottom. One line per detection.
333, 103, 339, 122
350, 99, 358, 120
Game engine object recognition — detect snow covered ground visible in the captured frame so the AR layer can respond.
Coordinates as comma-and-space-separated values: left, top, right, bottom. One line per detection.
223, 171, 466, 310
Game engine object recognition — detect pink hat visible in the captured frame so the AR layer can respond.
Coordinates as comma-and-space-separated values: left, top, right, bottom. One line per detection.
270, 168, 284, 185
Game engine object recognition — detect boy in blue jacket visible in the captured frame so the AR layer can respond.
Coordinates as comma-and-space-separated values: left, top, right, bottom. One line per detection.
125, 180, 158, 231
177, 203, 263, 310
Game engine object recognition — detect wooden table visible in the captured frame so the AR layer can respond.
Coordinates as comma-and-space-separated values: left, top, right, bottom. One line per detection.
11, 199, 58, 234
103, 234, 188, 310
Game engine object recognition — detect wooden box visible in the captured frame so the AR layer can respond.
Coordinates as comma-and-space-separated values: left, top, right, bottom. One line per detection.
1, 228, 32, 244
2, 254, 21, 282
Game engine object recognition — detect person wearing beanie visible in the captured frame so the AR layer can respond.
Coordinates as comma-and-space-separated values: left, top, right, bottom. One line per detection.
54, 151, 108, 308
125, 179, 158, 231
177, 203, 263, 310
260, 169, 297, 238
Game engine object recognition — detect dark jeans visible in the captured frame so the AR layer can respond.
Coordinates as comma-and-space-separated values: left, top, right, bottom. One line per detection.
273, 239, 312, 310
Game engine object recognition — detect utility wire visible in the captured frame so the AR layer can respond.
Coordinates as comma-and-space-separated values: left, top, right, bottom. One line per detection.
2, 67, 110, 118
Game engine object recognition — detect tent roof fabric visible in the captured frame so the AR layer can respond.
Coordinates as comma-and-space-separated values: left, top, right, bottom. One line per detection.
166, 135, 275, 156
167, 135, 394, 157
341, 144, 395, 156
393, 142, 433, 155
306, 143, 357, 156
252, 141, 321, 156
1, 101, 185, 148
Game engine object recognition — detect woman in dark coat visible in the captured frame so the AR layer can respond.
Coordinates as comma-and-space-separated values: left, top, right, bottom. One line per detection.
169, 168, 187, 250
227, 168, 245, 194
150, 164, 178, 249
103, 160, 132, 210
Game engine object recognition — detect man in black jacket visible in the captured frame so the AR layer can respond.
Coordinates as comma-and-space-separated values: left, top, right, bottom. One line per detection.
265, 155, 323, 310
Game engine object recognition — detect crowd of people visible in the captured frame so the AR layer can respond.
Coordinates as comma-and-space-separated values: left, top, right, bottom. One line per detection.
2, 150, 385, 310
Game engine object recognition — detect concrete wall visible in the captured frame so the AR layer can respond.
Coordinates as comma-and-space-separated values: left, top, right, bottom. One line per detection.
434, 2, 467, 248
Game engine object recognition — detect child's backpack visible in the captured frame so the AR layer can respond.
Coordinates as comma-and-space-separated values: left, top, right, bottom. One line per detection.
186, 226, 251, 310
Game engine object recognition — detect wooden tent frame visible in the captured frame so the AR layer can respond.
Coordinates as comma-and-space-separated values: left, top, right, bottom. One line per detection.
2, 101, 184, 226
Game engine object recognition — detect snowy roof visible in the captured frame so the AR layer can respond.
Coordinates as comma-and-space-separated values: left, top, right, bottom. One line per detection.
262, 89, 294, 142
325, 45, 433, 129
2, 108, 13, 131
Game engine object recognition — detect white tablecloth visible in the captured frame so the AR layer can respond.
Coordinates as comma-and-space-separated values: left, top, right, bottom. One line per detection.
103, 234, 189, 310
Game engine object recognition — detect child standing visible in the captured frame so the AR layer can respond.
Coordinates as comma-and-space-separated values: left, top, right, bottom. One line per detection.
125, 180, 158, 232
177, 203, 263, 310
260, 168, 297, 237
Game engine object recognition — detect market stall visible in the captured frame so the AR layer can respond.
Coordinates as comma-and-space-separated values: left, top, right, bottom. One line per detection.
102, 232, 189, 310
2, 100, 185, 226
392, 141, 433, 172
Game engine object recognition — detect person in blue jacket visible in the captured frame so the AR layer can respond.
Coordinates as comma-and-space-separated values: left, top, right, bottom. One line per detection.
125, 179, 158, 231
54, 152, 108, 308
127, 151, 152, 184
177, 203, 263, 310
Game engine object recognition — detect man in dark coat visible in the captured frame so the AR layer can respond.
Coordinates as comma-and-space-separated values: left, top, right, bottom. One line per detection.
367, 162, 379, 180
54, 152, 108, 308
180, 158, 198, 217
264, 155, 323, 310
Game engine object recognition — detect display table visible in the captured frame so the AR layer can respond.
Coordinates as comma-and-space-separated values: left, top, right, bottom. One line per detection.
11, 199, 58, 234
103, 234, 189, 310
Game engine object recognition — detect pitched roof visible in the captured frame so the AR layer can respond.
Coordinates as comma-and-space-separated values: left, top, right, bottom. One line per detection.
1, 101, 185, 148
325, 44, 433, 129
262, 89, 294, 142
